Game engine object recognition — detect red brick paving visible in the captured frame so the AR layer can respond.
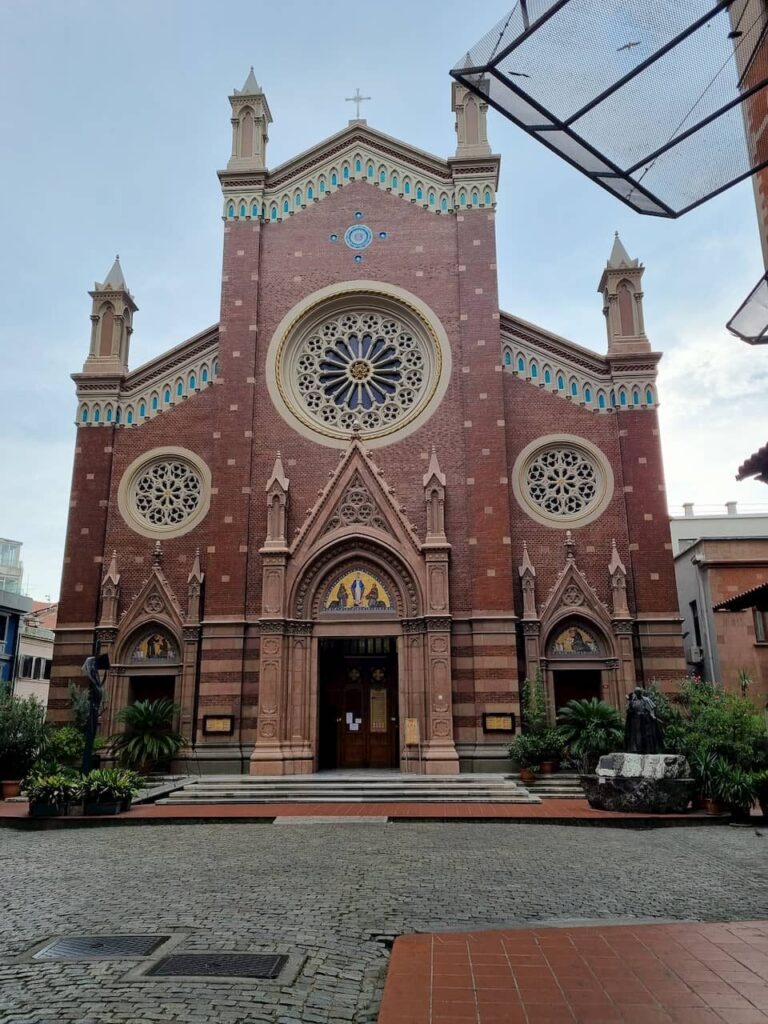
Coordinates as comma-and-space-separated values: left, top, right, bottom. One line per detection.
378, 922, 768, 1023
0, 799, 721, 824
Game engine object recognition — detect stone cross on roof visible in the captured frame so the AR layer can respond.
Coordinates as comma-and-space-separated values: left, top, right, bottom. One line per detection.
345, 88, 371, 120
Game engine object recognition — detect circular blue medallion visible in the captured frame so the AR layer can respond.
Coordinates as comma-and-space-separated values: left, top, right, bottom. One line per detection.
344, 224, 373, 250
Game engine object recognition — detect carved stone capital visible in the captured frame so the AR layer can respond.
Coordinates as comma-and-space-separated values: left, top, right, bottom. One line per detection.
612, 619, 635, 635
259, 618, 286, 635
402, 617, 426, 634
95, 627, 118, 646
521, 620, 541, 636
182, 625, 201, 642
606, 659, 620, 671
286, 619, 314, 635
425, 615, 452, 632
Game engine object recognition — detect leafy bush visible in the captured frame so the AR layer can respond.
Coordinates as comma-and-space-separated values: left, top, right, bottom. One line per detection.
538, 727, 565, 762
710, 760, 767, 817
672, 679, 767, 769
110, 699, 185, 771
557, 698, 624, 773
0, 696, 47, 779
509, 732, 544, 769
68, 682, 91, 733
82, 768, 141, 803
521, 673, 549, 735
39, 725, 85, 768
22, 772, 82, 807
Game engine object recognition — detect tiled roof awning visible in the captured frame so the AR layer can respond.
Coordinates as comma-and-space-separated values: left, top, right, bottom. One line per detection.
451, 1, 768, 217
713, 580, 768, 611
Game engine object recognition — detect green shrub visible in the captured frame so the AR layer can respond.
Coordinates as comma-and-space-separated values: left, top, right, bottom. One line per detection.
0, 696, 47, 779
538, 727, 565, 762
521, 673, 549, 736
110, 699, 185, 772
68, 682, 91, 733
22, 772, 82, 807
674, 679, 767, 769
557, 698, 623, 773
509, 732, 544, 769
82, 768, 141, 803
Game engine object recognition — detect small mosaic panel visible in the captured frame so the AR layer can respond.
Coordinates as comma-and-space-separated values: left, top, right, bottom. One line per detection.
322, 568, 393, 613
34, 935, 169, 961
147, 952, 288, 979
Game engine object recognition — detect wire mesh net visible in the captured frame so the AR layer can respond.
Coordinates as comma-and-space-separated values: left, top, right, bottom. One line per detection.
452, 0, 768, 216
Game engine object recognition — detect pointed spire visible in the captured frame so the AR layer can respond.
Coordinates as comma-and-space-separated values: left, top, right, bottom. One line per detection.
607, 232, 638, 269
608, 538, 626, 577
423, 445, 446, 487
188, 547, 204, 584
518, 541, 536, 578
100, 255, 127, 291
266, 451, 289, 493
103, 549, 120, 585
236, 66, 262, 95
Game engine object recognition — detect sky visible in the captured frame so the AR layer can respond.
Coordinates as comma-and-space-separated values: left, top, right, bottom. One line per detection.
1, 0, 767, 601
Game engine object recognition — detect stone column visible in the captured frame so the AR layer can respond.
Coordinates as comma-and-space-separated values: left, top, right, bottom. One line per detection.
422, 616, 459, 774
284, 620, 314, 774
250, 621, 288, 775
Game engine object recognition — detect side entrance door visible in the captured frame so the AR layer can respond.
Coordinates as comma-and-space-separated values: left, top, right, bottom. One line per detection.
321, 655, 398, 769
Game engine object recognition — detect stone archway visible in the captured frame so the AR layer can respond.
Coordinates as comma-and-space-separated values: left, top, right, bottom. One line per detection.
105, 622, 184, 736
541, 616, 621, 713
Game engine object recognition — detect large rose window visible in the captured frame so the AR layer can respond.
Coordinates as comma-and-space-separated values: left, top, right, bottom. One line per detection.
117, 447, 212, 539
511, 435, 614, 528
267, 286, 450, 447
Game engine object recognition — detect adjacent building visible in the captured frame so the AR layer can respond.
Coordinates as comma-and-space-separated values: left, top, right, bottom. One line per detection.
672, 503, 768, 700
0, 539, 23, 595
0, 588, 33, 690
12, 602, 58, 707
50, 74, 685, 773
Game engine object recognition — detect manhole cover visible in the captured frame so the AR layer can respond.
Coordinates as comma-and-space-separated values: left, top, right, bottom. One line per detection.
147, 953, 288, 979
34, 935, 169, 960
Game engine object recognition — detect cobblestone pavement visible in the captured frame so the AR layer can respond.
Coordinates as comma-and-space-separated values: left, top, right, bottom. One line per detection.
1, 823, 766, 1024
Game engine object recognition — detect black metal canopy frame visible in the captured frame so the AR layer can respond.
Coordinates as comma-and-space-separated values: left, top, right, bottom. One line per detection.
727, 269, 768, 343
451, 1, 768, 217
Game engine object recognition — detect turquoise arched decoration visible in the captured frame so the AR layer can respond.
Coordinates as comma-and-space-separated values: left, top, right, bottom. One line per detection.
484, 190, 492, 205
331, 172, 338, 186
459, 192, 467, 206
151, 396, 158, 411
176, 381, 183, 397
283, 199, 289, 213
201, 367, 208, 383
343, 165, 350, 179
164, 389, 171, 404
531, 362, 538, 378
355, 158, 362, 172
227, 203, 234, 218
441, 196, 448, 210
517, 356, 525, 372
251, 202, 258, 218
93, 407, 100, 423
646, 388, 653, 405
106, 407, 113, 423
188, 374, 196, 390
307, 186, 313, 200
632, 389, 640, 405
571, 381, 578, 396
80, 407, 88, 423
471, 191, 479, 206
429, 191, 436, 206
379, 169, 386, 183
611, 391, 617, 407
213, 360, 220, 376
544, 369, 551, 384
392, 174, 398, 188
271, 205, 277, 220
557, 375, 565, 390
416, 186, 423, 200
404, 181, 411, 194
319, 179, 326, 193
584, 387, 592, 403
295, 191, 302, 207
504, 351, 512, 366
598, 392, 606, 409
139, 402, 146, 417
620, 389, 627, 406
116, 409, 121, 424
126, 409, 133, 425
239, 203, 246, 218
367, 164, 374, 177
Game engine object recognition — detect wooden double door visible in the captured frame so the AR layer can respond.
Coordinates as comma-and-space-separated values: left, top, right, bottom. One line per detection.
318, 638, 398, 770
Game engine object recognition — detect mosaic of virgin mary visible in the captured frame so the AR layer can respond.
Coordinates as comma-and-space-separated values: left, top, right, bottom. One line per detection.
324, 569, 392, 612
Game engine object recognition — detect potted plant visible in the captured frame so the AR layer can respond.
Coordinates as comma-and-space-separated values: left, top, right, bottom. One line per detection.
688, 747, 721, 814
0, 695, 47, 798
82, 768, 140, 815
557, 698, 623, 781
509, 733, 542, 784
713, 761, 761, 821
538, 728, 565, 774
109, 699, 185, 774
22, 773, 82, 818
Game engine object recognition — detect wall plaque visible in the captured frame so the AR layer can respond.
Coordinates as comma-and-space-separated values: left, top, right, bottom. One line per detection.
404, 717, 420, 746
202, 715, 235, 736
482, 712, 515, 734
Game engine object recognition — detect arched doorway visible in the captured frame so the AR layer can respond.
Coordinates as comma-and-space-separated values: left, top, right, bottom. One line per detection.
124, 626, 180, 704
542, 617, 614, 712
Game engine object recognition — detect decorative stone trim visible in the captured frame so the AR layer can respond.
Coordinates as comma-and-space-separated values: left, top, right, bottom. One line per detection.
266, 281, 452, 449
511, 435, 614, 530
117, 447, 212, 540
500, 316, 658, 413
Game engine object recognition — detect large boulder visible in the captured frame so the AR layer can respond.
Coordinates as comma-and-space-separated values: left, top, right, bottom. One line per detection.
581, 753, 694, 813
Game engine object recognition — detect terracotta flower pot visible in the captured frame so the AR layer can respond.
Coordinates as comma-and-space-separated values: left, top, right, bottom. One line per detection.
703, 798, 724, 816
519, 767, 536, 784
539, 761, 557, 775
1, 780, 22, 800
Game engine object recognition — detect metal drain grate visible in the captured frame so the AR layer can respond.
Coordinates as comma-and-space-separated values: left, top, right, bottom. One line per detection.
147, 952, 288, 979
34, 935, 169, 960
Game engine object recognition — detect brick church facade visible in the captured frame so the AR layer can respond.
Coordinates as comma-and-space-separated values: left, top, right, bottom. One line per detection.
50, 72, 685, 773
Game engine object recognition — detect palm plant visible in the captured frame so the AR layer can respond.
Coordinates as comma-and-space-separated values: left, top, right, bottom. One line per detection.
557, 698, 623, 773
109, 699, 185, 772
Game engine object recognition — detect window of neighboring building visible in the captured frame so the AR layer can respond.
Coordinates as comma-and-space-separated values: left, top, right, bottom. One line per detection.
755, 608, 767, 643
43, 659, 52, 679
0, 614, 7, 648
690, 600, 702, 647
20, 655, 33, 678
33, 657, 44, 679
